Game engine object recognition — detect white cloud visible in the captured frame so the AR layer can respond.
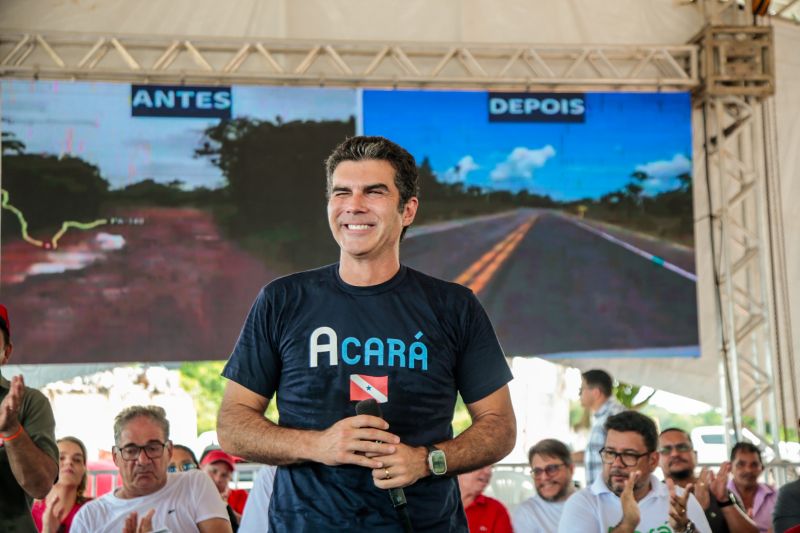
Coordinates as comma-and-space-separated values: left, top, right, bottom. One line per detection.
440, 155, 479, 183
490, 145, 556, 181
635, 153, 691, 179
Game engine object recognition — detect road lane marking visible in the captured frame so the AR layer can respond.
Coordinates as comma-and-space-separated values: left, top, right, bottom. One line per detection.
569, 218, 697, 283
454, 216, 537, 294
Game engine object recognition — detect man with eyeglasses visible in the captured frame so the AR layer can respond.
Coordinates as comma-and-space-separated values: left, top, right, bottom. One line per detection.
559, 411, 711, 533
513, 439, 576, 533
71, 405, 232, 533
658, 428, 757, 533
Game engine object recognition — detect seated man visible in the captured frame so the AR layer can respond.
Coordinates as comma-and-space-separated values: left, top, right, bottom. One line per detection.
559, 411, 712, 533
513, 438, 576, 533
71, 405, 231, 533
727, 442, 777, 533
658, 428, 756, 533
457, 466, 512, 533
773, 477, 800, 533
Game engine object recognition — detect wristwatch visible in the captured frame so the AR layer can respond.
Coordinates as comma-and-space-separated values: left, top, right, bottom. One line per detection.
681, 521, 696, 533
426, 445, 447, 476
716, 491, 736, 508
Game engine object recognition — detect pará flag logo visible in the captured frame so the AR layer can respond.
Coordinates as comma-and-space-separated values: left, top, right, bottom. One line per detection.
349, 374, 388, 403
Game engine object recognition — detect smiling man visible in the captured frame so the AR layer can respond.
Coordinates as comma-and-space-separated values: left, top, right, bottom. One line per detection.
559, 411, 712, 533
217, 136, 516, 532
513, 439, 576, 533
658, 428, 757, 533
71, 405, 231, 533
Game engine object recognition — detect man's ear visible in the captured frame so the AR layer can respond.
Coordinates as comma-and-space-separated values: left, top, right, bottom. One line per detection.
112, 448, 122, 469
648, 451, 660, 471
402, 197, 419, 227
0, 343, 12, 366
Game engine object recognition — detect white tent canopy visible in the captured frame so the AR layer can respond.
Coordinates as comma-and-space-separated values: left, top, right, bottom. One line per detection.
1, 0, 798, 424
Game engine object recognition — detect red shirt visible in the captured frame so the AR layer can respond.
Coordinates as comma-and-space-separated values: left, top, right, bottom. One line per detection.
464, 494, 513, 533
31, 498, 90, 533
228, 488, 249, 515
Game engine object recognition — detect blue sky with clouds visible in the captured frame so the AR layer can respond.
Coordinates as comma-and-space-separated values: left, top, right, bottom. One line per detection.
2, 82, 690, 200
362, 89, 692, 201
1, 80, 357, 190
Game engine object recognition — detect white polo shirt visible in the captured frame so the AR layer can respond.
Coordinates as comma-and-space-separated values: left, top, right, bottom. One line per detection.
558, 474, 711, 533
512, 494, 567, 533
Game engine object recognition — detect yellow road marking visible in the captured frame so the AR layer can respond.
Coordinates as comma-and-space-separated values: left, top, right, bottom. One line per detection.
454, 215, 537, 294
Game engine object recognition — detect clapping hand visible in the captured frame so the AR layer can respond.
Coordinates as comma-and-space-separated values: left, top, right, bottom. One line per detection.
122, 509, 155, 533
667, 478, 693, 531
618, 470, 641, 532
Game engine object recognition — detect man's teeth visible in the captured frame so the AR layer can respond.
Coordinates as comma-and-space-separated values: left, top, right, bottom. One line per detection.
348, 224, 370, 230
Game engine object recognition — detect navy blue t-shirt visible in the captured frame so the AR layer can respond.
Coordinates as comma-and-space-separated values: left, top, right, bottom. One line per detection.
223, 264, 513, 532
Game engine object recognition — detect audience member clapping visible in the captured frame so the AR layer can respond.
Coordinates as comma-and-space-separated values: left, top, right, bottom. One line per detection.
728, 442, 777, 533
559, 411, 712, 533
32, 436, 92, 533
658, 428, 756, 533
70, 405, 231, 533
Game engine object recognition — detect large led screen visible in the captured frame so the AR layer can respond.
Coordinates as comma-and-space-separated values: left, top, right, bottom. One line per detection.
0, 81, 696, 364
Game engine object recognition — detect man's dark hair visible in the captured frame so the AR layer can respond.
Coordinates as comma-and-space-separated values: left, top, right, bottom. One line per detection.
605, 411, 658, 453
173, 444, 199, 466
581, 369, 614, 398
731, 442, 763, 465
659, 427, 691, 441
325, 136, 420, 240
528, 438, 572, 467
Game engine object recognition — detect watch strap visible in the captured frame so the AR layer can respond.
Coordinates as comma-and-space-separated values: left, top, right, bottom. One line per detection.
716, 497, 734, 508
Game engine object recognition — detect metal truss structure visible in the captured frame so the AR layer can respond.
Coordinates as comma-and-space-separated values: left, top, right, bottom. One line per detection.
0, 30, 697, 91
0, 1, 793, 474
695, 0, 795, 479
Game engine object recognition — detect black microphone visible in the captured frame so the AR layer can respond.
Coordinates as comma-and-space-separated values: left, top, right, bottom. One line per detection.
355, 399, 413, 533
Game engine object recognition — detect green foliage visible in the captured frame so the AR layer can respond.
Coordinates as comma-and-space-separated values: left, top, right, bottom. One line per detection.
614, 381, 655, 409
195, 117, 351, 269
576, 157, 694, 246
180, 361, 228, 435
452, 395, 471, 435
179, 361, 278, 435
1, 153, 109, 240
640, 403, 723, 433
1, 130, 25, 155
108, 179, 224, 207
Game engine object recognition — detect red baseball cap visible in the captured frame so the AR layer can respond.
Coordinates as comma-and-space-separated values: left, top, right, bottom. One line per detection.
0, 304, 10, 340
200, 449, 236, 471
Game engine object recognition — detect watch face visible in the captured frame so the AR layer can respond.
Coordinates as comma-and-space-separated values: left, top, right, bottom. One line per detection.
430, 450, 447, 475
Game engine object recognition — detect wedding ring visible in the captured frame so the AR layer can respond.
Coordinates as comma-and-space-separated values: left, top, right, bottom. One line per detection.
384, 468, 391, 480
